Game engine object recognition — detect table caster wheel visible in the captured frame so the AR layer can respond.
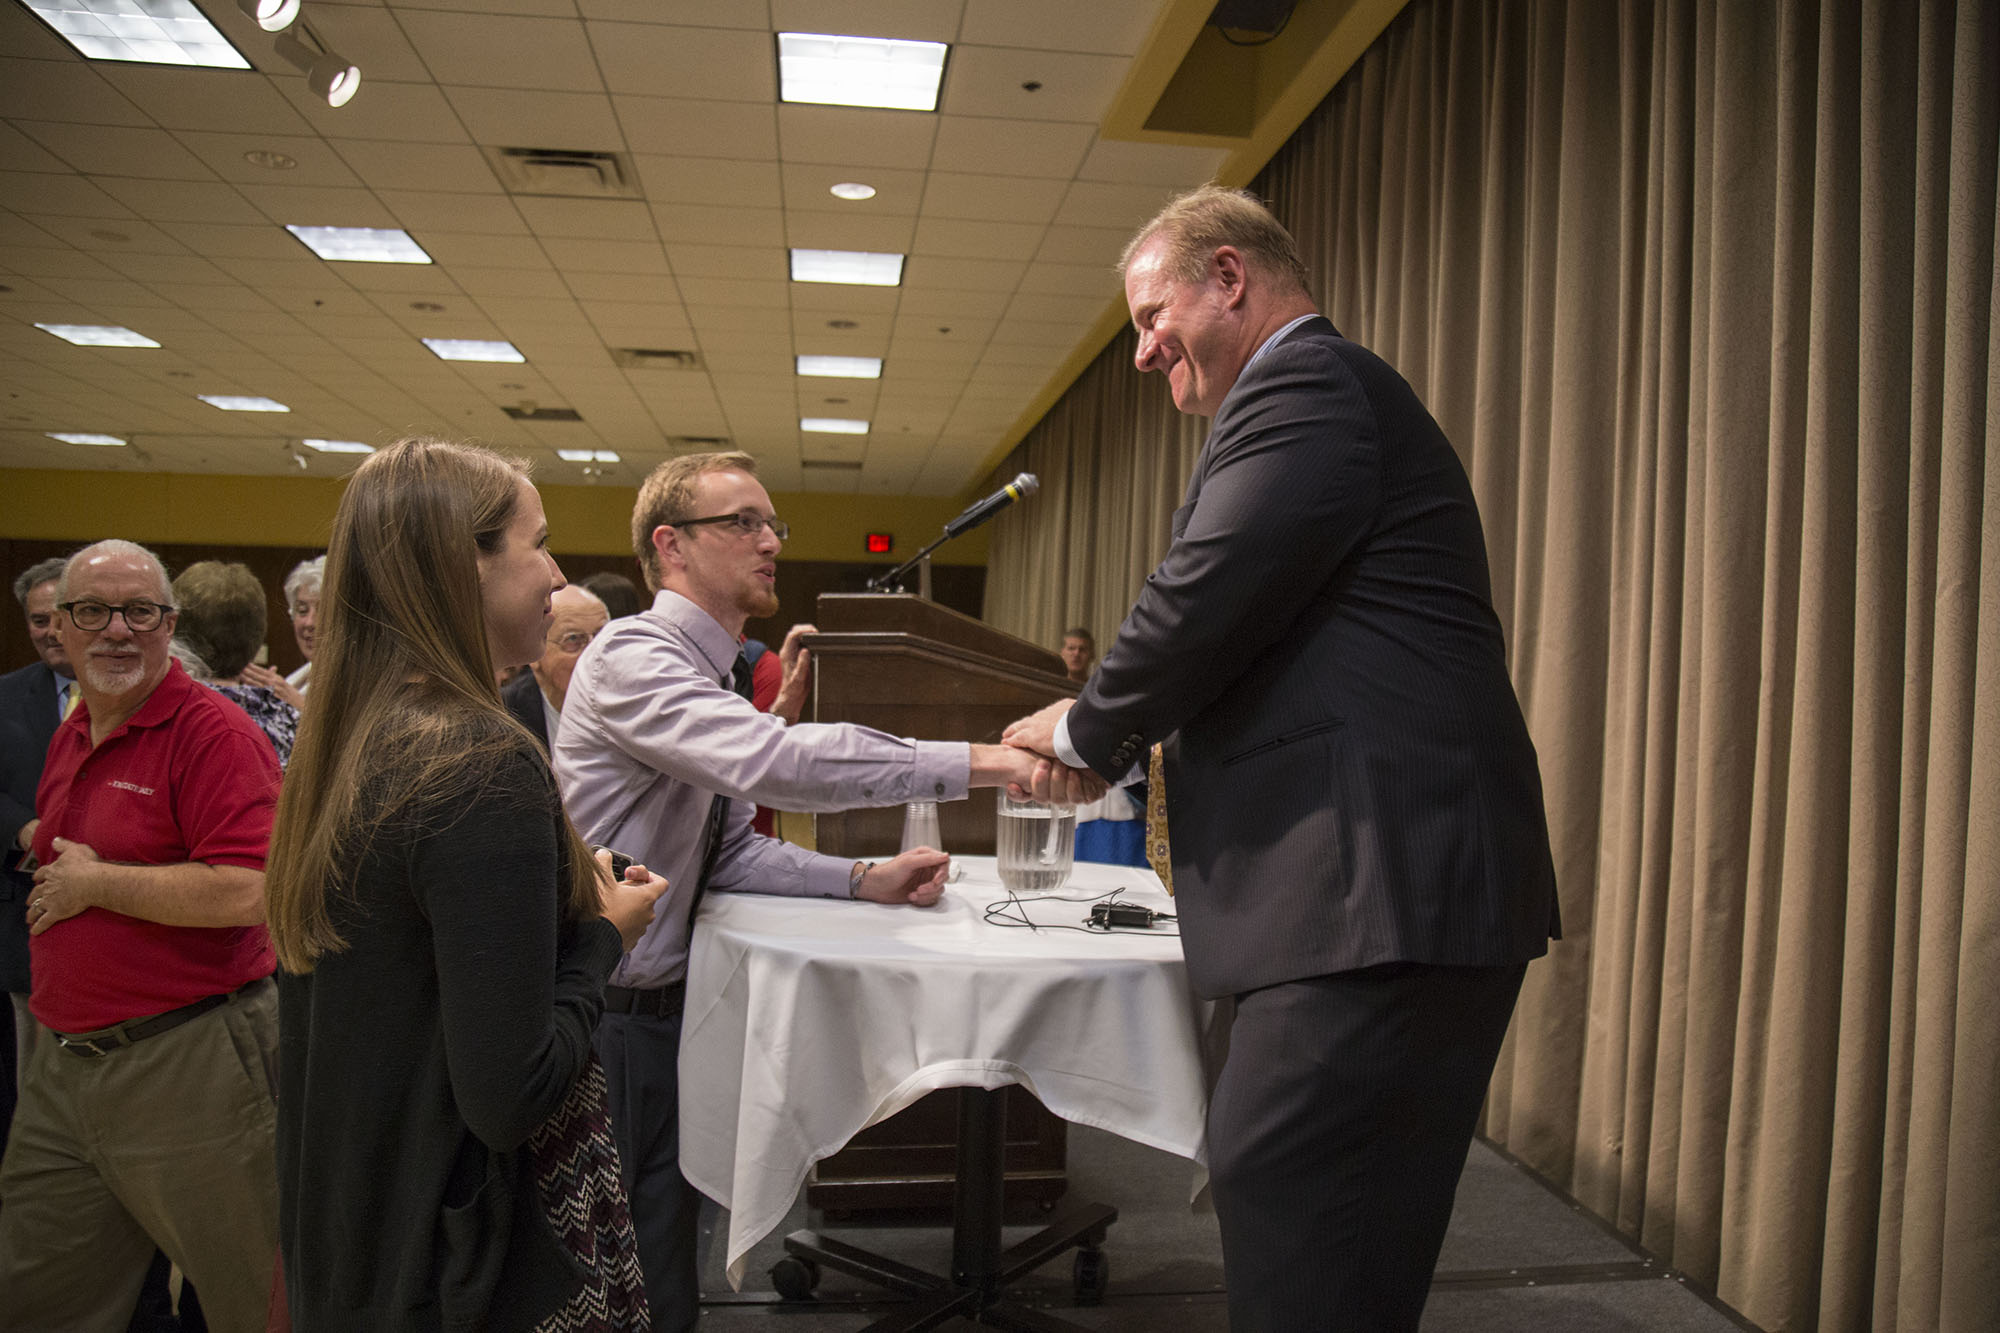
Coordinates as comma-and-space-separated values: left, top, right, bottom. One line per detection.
1073, 1247, 1108, 1305
771, 1255, 820, 1301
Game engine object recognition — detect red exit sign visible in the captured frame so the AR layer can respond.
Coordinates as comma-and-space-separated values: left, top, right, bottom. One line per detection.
865, 532, 894, 554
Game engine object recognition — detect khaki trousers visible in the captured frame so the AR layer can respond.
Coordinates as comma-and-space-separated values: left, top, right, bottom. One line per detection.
0, 979, 280, 1333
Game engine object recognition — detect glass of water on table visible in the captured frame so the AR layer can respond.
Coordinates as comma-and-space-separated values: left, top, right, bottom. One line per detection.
996, 790, 1076, 892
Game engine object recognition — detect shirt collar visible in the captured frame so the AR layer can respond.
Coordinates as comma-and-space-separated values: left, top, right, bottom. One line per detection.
1243, 312, 1321, 375
647, 588, 740, 683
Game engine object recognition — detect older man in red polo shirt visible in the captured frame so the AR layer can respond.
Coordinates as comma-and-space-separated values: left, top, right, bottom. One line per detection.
0, 539, 282, 1333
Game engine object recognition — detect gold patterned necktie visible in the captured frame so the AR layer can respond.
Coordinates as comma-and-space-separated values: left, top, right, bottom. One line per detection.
60, 681, 79, 720
1145, 743, 1174, 896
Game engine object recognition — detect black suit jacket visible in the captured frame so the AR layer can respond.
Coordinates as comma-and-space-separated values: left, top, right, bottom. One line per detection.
501, 669, 550, 752
0, 661, 62, 994
1068, 317, 1559, 999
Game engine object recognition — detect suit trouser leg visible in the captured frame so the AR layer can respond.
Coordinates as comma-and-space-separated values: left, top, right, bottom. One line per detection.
596, 1007, 702, 1333
1206, 961, 1528, 1333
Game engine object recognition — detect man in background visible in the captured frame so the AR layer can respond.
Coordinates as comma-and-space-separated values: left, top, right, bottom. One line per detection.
1, 556, 73, 1154
555, 451, 1084, 1330
1006, 186, 1559, 1331
0, 540, 282, 1333
502, 583, 607, 750
1059, 627, 1095, 682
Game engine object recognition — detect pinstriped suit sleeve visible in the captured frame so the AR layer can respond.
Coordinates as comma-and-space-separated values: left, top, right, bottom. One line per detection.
1067, 337, 1378, 777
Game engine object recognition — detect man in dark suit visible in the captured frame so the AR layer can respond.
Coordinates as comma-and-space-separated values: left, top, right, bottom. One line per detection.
2, 557, 75, 1152
502, 583, 607, 750
1005, 186, 1561, 1331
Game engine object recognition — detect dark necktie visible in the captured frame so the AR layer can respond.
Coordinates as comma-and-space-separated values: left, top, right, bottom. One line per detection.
695, 653, 756, 906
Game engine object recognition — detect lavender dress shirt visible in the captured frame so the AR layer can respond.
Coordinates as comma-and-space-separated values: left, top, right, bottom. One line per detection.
553, 589, 971, 988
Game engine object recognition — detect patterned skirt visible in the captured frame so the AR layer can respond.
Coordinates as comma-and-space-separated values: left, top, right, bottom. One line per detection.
528, 1055, 651, 1333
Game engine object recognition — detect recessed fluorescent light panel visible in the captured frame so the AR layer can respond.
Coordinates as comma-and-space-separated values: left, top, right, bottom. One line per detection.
557, 450, 622, 463
801, 418, 869, 435
797, 355, 883, 379
790, 249, 904, 287
199, 395, 290, 412
22, 0, 252, 68
286, 226, 432, 264
423, 339, 525, 363
48, 432, 127, 446
302, 438, 373, 454
36, 324, 160, 347
778, 32, 947, 111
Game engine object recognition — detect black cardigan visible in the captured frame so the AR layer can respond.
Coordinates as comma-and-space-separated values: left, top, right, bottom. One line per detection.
276, 741, 624, 1332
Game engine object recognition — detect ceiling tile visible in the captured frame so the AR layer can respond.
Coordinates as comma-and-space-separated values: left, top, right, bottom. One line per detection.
15, 122, 219, 181
2, 172, 136, 219
778, 106, 936, 169
651, 204, 785, 247
957, 0, 1162, 55
451, 266, 573, 297
580, 0, 769, 27
942, 47, 1128, 123
931, 116, 1095, 178
39, 217, 191, 256
920, 171, 1067, 224
614, 96, 777, 160
1055, 179, 1181, 230
768, 0, 963, 44
1033, 223, 1130, 266
396, 13, 604, 92
911, 216, 1045, 260
513, 198, 657, 241
275, 79, 471, 144
589, 22, 775, 101
893, 286, 1010, 318
677, 276, 789, 309
563, 272, 681, 303
379, 190, 528, 235
332, 140, 502, 193
687, 304, 791, 334
98, 64, 316, 134
1017, 259, 1119, 296
1003, 291, 1112, 324
414, 232, 552, 268
0, 58, 154, 126
665, 245, 785, 280
779, 162, 924, 215
445, 88, 624, 148
235, 184, 400, 228
633, 155, 782, 208
541, 237, 672, 274
286, 6, 435, 84
172, 131, 363, 187
0, 123, 75, 174
1077, 137, 1230, 185
782, 209, 914, 252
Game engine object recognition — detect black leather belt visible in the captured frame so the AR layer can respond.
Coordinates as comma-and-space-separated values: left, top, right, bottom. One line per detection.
601, 982, 685, 1019
52, 976, 272, 1059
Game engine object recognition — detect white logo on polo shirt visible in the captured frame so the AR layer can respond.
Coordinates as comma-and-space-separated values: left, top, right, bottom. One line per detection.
108, 780, 157, 796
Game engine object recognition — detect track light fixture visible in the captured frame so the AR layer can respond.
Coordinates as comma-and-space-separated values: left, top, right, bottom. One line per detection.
237, 0, 300, 32
274, 22, 359, 108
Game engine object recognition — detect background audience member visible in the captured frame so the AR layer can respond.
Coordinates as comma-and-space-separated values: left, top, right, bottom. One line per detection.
1, 556, 72, 1157
580, 570, 643, 620
243, 557, 321, 710
1060, 627, 1095, 682
173, 561, 301, 769
265, 439, 665, 1332
502, 585, 607, 752
742, 621, 814, 836
0, 539, 282, 1333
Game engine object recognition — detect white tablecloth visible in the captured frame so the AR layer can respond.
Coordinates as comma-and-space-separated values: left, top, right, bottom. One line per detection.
678, 857, 1214, 1289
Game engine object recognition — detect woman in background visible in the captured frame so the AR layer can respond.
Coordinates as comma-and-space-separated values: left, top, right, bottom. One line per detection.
172, 560, 301, 767
265, 437, 665, 1332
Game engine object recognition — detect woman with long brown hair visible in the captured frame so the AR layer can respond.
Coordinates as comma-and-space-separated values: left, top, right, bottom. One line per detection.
265, 438, 665, 1331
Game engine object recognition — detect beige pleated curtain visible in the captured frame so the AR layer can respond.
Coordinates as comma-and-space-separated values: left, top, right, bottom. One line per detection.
982, 1, 1998, 1328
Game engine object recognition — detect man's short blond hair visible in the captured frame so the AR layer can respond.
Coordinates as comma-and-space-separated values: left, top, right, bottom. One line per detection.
1119, 184, 1311, 294
631, 450, 760, 592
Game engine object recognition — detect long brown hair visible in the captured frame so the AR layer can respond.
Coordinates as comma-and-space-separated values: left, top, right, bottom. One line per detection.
265, 437, 600, 972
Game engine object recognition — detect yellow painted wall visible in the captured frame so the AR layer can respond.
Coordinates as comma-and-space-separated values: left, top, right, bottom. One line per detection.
0, 468, 989, 566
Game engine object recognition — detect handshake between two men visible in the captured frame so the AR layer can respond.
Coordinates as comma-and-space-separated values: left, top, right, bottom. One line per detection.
999, 697, 1103, 806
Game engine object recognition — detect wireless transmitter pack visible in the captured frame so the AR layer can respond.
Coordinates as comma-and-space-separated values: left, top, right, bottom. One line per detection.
1089, 901, 1163, 930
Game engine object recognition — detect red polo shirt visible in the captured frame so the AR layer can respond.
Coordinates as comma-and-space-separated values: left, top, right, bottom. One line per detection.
30, 660, 280, 1032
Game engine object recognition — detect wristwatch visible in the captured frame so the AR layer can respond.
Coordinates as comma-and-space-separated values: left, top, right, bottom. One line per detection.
848, 860, 873, 899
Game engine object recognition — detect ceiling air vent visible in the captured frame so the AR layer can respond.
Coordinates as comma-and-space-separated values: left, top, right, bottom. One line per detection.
485, 147, 641, 200
612, 347, 703, 370
502, 405, 584, 422
666, 435, 731, 449
802, 459, 864, 471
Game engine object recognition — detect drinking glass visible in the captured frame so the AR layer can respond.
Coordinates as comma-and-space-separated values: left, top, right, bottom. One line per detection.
900, 800, 942, 854
995, 790, 1076, 893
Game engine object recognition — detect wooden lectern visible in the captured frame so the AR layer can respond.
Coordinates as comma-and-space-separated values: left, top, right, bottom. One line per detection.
803, 592, 1078, 1213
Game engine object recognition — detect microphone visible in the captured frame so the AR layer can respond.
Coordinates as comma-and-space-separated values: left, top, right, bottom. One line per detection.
943, 473, 1039, 538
